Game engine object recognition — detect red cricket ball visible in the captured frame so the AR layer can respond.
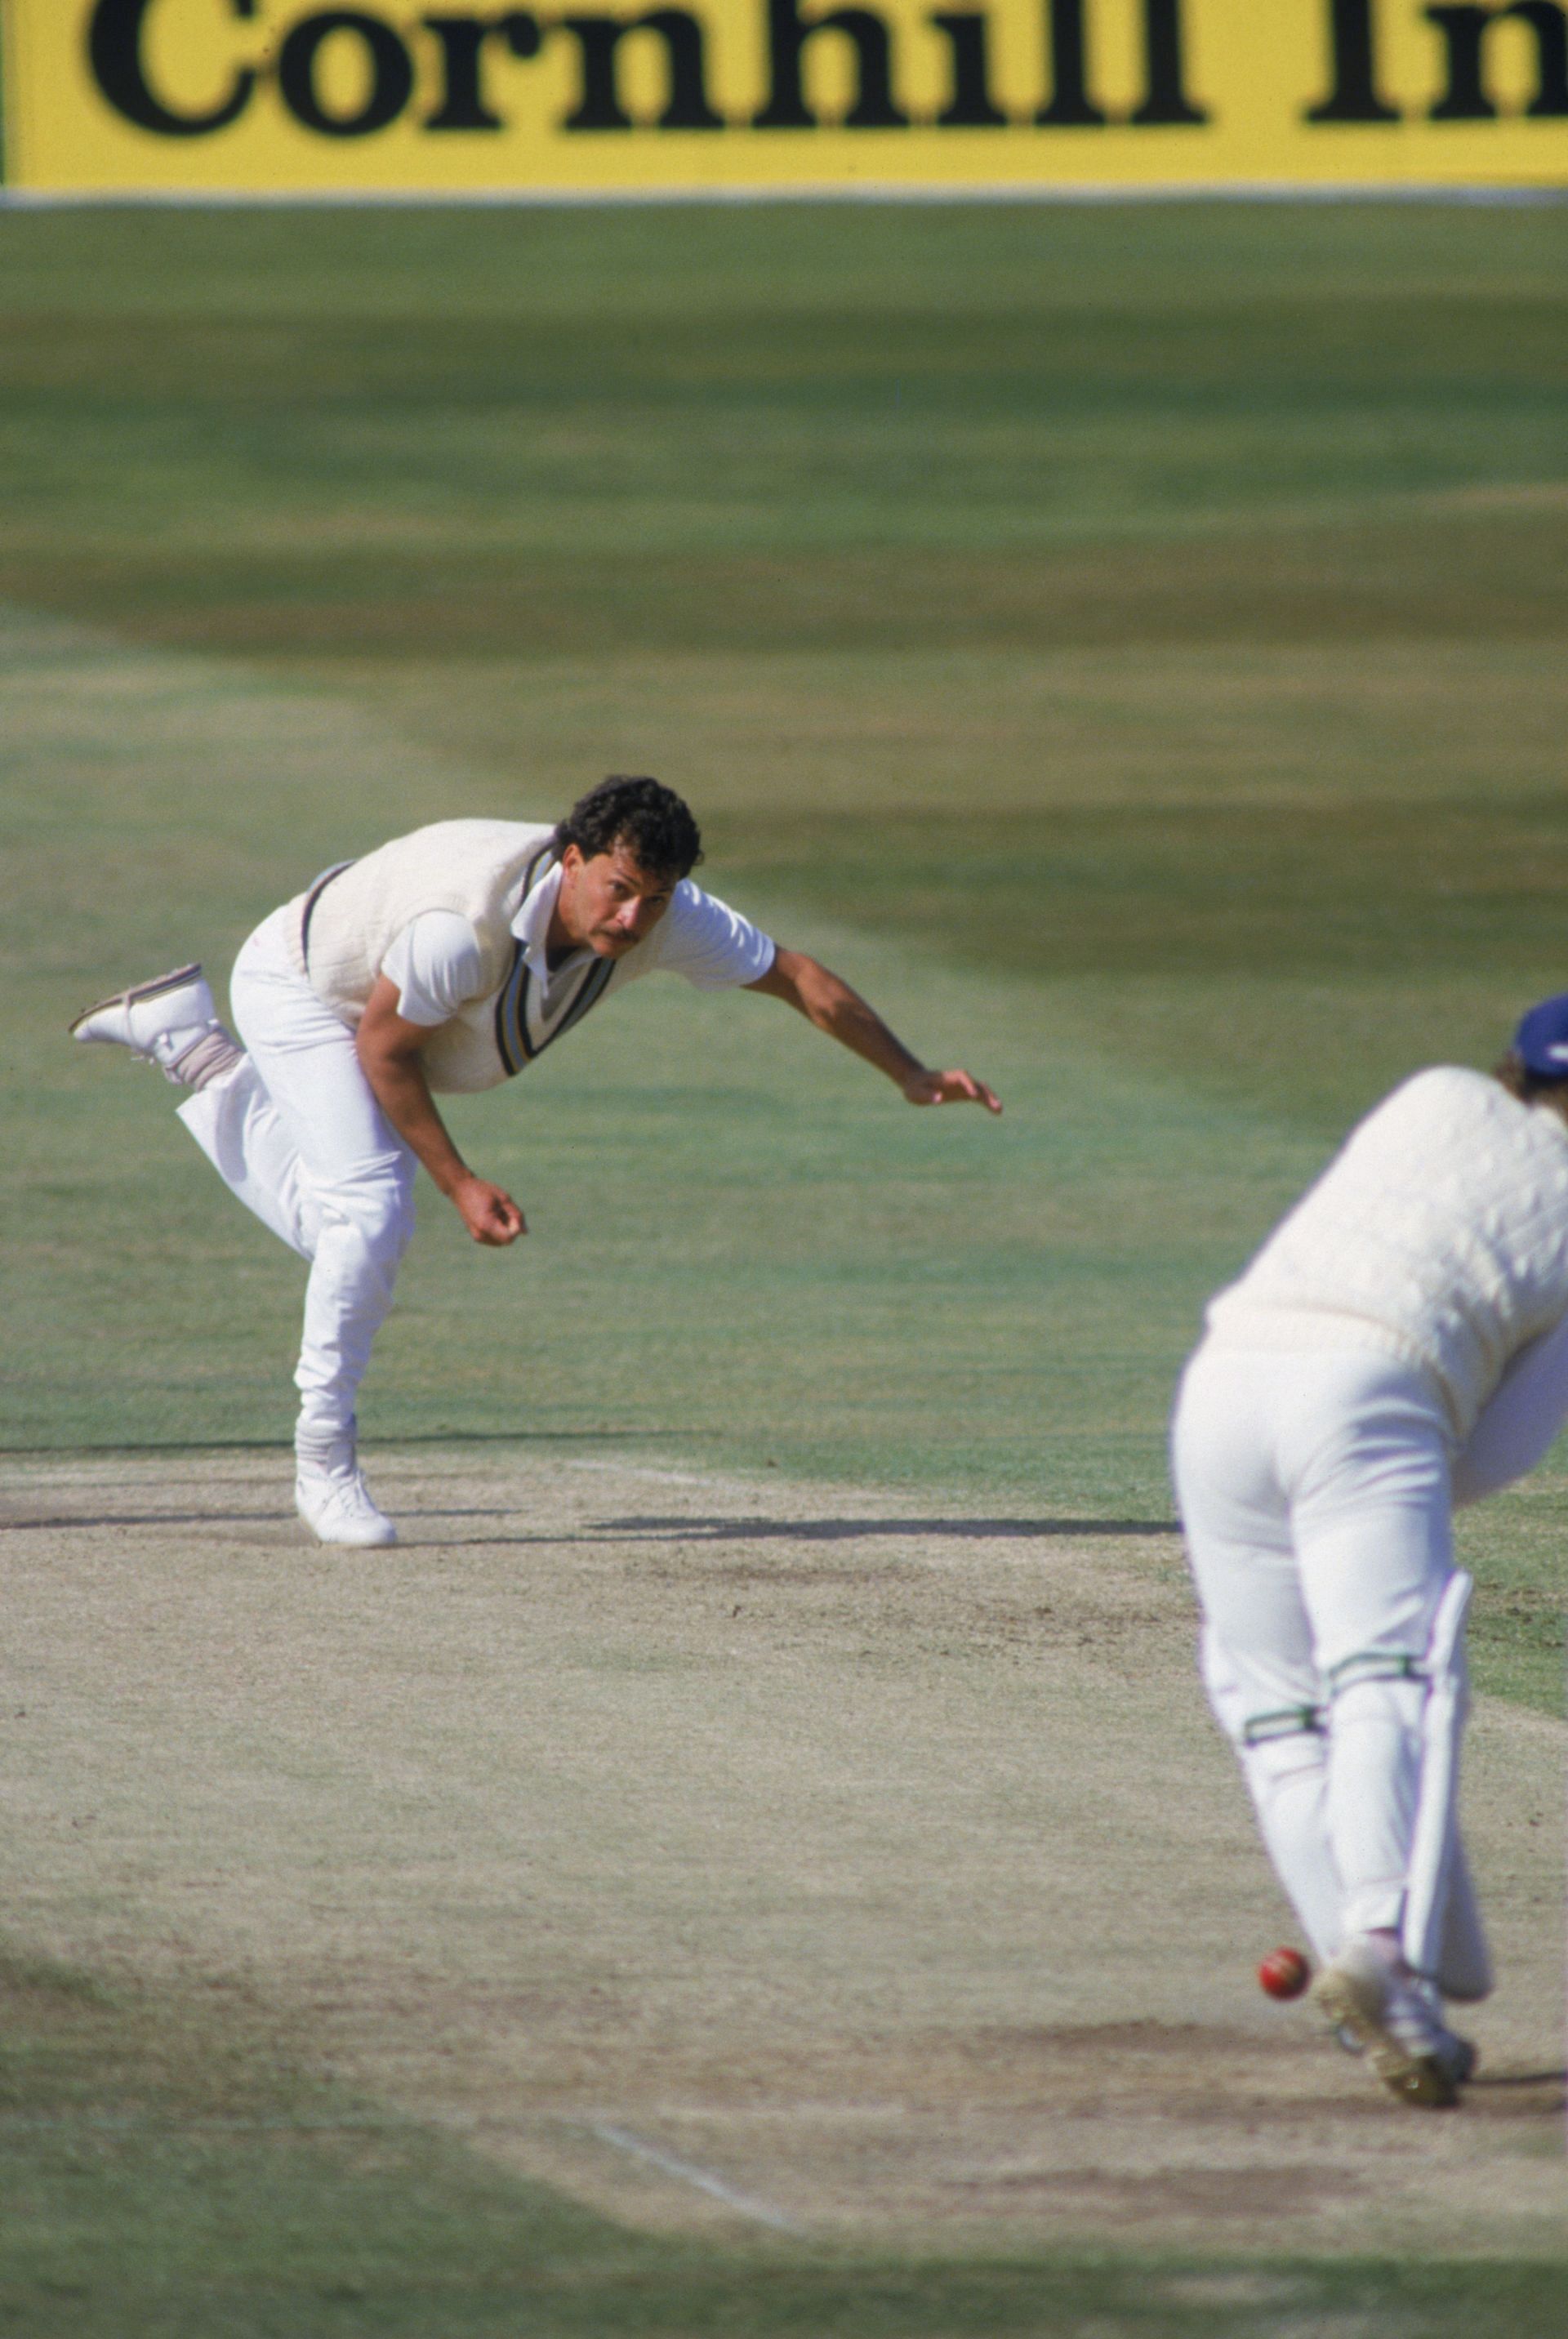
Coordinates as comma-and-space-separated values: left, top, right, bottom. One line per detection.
1258, 1945, 1312, 2000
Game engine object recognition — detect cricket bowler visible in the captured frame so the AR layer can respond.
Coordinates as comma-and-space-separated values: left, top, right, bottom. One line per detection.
71, 777, 1000, 1547
1172, 996, 1568, 2108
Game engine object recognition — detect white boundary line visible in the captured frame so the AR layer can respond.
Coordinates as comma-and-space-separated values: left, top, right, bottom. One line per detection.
0, 180, 1565, 209
585, 2119, 804, 2234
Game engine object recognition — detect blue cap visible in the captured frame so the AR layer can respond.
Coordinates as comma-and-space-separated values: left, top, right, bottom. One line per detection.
1514, 994, 1568, 1078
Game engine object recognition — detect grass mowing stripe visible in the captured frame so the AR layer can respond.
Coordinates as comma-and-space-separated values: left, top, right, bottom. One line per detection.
2, 201, 1566, 316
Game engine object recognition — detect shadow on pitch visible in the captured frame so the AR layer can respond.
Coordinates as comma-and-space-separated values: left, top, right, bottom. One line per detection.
354, 1509, 1183, 1543
0, 1510, 289, 1533
582, 1515, 1179, 1542
2, 1508, 1183, 1544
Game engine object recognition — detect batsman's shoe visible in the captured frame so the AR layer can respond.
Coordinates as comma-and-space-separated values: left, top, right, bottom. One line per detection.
296, 1464, 398, 1549
1409, 1977, 1479, 2086
1431, 2027, 1479, 2088
1315, 1943, 1465, 2110
69, 964, 239, 1087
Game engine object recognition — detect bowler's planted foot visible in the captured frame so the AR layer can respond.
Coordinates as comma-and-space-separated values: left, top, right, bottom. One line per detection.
296, 1462, 399, 1549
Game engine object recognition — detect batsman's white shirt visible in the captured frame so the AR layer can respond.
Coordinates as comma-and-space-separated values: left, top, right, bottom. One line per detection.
1204, 1067, 1568, 1444
178, 844, 775, 1438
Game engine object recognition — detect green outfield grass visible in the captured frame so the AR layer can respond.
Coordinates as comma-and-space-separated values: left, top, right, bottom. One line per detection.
2, 202, 1565, 2328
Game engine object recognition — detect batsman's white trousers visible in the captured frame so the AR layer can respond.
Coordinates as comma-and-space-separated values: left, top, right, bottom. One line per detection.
176, 907, 416, 1438
1171, 1343, 1463, 1958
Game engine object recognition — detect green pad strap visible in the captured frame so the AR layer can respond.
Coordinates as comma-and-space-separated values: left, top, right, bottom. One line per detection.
1241, 1704, 1325, 1746
1325, 1650, 1425, 1698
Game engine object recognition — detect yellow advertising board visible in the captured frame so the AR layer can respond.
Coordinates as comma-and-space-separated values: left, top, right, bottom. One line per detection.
3, 0, 1567, 196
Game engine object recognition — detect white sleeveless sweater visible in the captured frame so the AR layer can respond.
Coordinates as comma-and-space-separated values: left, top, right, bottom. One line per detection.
1204, 1067, 1568, 1441
283, 818, 558, 1094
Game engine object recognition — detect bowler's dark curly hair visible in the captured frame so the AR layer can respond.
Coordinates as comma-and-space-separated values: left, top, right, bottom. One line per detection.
554, 777, 702, 882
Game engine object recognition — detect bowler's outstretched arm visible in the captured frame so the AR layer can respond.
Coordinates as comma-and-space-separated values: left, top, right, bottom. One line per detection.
747, 948, 1001, 1113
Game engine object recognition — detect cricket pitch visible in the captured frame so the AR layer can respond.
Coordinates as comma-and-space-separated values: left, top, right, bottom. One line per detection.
1, 1446, 1562, 2258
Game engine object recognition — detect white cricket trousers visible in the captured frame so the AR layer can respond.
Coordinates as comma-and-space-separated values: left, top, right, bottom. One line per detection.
176, 907, 417, 1441
1171, 1342, 1467, 1963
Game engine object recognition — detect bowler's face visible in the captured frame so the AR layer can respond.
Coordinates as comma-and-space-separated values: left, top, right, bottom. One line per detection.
556, 841, 675, 958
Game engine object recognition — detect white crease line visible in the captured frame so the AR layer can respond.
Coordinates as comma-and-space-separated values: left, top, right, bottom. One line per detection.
584, 2120, 804, 2234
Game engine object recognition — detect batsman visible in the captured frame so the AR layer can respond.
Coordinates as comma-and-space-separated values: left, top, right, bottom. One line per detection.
72, 777, 1000, 1546
1173, 997, 1568, 2108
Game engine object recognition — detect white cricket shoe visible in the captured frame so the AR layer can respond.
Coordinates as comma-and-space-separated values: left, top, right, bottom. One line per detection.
296, 1464, 399, 1549
1315, 1941, 1472, 2108
69, 963, 240, 1088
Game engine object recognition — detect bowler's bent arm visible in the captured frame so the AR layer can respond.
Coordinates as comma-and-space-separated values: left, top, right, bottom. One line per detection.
746, 949, 1001, 1112
355, 977, 527, 1246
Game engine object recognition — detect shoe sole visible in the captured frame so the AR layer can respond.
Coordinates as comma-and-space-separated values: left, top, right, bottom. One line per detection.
1315, 1967, 1460, 2110
69, 962, 203, 1038
296, 1516, 398, 1549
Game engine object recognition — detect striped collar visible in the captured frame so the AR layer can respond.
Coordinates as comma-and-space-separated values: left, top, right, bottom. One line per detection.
493, 844, 620, 1080
510, 849, 581, 985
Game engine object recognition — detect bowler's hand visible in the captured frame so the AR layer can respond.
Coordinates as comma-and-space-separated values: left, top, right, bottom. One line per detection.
452, 1175, 527, 1245
902, 1067, 1002, 1114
